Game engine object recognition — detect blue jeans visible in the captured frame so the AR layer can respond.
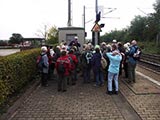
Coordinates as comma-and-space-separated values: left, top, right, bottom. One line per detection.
108, 72, 119, 91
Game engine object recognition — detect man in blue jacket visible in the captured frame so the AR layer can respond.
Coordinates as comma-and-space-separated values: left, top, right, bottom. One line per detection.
106, 44, 122, 95
127, 40, 139, 83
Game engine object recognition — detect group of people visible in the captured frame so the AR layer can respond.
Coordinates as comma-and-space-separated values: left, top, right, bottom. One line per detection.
37, 37, 141, 95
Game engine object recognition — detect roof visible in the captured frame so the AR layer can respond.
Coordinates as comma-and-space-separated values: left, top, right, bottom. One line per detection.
58, 26, 84, 30
22, 38, 45, 41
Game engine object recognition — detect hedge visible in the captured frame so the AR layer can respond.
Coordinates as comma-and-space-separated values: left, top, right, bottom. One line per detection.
0, 48, 40, 106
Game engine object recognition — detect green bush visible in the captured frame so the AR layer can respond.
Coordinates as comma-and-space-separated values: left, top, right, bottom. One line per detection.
138, 41, 160, 54
0, 48, 40, 106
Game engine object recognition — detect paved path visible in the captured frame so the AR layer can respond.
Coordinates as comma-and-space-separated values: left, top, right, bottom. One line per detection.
0, 49, 20, 56
2, 72, 160, 120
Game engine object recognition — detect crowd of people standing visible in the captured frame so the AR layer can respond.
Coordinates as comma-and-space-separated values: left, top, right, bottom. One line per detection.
37, 37, 141, 95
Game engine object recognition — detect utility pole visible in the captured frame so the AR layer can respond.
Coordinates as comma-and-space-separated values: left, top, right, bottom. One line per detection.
67, 0, 72, 26
92, 0, 100, 45
95, 0, 98, 15
83, 6, 86, 43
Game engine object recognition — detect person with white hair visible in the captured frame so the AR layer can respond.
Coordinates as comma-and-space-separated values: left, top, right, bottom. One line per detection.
68, 36, 81, 51
91, 45, 104, 87
126, 40, 140, 83
40, 46, 49, 87
123, 42, 130, 78
112, 39, 117, 43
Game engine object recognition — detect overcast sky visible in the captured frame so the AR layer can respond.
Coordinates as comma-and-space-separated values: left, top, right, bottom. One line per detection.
0, 0, 156, 40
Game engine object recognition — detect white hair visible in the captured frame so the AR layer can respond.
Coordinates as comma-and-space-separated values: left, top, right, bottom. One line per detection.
41, 46, 47, 52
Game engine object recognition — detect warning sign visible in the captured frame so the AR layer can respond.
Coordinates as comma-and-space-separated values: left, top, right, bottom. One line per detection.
91, 23, 101, 32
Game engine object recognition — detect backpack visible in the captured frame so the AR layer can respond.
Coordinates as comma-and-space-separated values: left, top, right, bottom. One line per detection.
57, 60, 65, 74
68, 55, 75, 70
101, 57, 107, 69
36, 55, 44, 72
85, 51, 93, 64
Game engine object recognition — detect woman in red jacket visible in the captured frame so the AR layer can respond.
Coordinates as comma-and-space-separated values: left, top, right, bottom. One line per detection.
55, 50, 71, 92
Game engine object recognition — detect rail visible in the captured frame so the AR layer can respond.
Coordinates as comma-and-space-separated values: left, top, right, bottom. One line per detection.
138, 53, 160, 73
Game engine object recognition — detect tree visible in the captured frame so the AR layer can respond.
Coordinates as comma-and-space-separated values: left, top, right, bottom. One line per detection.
35, 24, 58, 45
8, 33, 23, 44
152, 0, 160, 45
0, 40, 8, 46
46, 25, 58, 44
100, 28, 129, 43
35, 24, 48, 40
128, 16, 148, 41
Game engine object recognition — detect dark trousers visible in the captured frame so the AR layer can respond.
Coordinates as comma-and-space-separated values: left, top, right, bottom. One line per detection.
58, 75, 67, 91
41, 73, 48, 86
128, 62, 136, 83
83, 66, 91, 83
123, 62, 128, 78
69, 69, 76, 85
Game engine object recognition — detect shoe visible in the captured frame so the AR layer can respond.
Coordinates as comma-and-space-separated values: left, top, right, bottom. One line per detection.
115, 91, 118, 95
100, 83, 104, 87
72, 83, 76, 85
93, 84, 99, 87
62, 90, 67, 92
107, 91, 112, 95
58, 89, 61, 92
42, 84, 48, 87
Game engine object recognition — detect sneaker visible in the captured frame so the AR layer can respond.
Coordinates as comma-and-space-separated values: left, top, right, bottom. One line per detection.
93, 84, 99, 87
115, 91, 118, 95
107, 91, 112, 95
58, 89, 61, 92
62, 90, 67, 92
100, 83, 104, 87
72, 83, 76, 85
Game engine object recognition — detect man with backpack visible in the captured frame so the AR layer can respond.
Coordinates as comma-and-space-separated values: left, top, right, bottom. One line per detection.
37, 46, 49, 87
55, 49, 71, 92
127, 40, 141, 83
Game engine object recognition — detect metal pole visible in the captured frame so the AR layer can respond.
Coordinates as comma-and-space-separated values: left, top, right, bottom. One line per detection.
67, 0, 71, 26
95, 0, 99, 45
83, 6, 85, 29
95, 0, 98, 14
83, 6, 86, 42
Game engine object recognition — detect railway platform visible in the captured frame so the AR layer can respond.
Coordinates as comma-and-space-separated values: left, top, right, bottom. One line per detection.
1, 69, 160, 120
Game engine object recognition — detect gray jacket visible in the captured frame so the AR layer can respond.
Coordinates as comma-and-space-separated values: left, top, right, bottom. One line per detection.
41, 52, 49, 73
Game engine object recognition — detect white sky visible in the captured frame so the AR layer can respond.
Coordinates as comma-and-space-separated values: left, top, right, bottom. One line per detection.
0, 0, 156, 40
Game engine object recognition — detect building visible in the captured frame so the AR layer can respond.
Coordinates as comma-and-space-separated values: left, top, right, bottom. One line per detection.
58, 26, 85, 50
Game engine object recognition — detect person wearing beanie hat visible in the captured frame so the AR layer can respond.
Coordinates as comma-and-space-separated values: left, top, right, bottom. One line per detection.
95, 45, 100, 49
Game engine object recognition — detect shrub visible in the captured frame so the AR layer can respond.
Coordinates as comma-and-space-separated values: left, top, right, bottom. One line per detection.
0, 48, 40, 106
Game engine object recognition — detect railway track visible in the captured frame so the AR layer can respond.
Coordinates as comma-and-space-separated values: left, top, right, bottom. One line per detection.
138, 53, 160, 74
